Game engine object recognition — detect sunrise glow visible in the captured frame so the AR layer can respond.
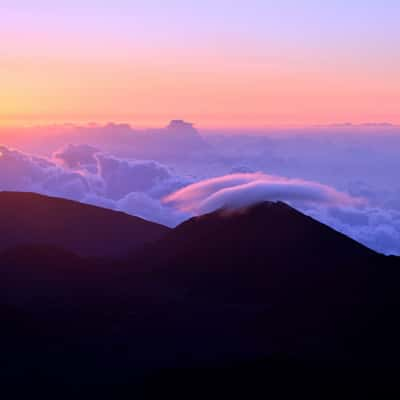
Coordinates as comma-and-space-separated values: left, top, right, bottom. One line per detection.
1, 1, 399, 128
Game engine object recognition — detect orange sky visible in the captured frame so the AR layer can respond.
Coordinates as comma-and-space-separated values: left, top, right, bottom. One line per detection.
1, 1, 399, 129
1, 54, 398, 129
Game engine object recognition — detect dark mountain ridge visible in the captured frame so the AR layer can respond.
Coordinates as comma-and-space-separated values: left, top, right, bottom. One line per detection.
0, 191, 169, 257
1, 194, 400, 389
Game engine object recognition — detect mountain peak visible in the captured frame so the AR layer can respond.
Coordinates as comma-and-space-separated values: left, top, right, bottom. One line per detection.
167, 120, 195, 130
149, 200, 377, 276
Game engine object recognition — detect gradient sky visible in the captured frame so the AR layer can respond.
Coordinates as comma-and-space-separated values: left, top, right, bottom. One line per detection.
1, 0, 399, 128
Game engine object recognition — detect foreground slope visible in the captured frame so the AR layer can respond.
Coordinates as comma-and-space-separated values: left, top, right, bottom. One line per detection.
1, 200, 400, 385
0, 191, 170, 257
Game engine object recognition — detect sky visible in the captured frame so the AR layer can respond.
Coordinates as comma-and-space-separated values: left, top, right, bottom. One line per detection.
1, 0, 399, 128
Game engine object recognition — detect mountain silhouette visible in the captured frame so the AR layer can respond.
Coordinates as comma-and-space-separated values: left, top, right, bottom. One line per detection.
1, 196, 400, 390
124, 202, 400, 364
145, 200, 377, 272
0, 191, 169, 257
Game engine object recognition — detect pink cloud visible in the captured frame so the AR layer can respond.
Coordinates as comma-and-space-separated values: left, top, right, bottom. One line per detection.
163, 173, 363, 214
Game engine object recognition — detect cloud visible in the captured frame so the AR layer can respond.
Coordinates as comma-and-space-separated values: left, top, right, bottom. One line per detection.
164, 173, 362, 214
1, 143, 400, 256
306, 206, 400, 256
116, 192, 189, 227
1, 120, 211, 163
0, 144, 188, 227
53, 144, 99, 173
95, 153, 175, 200
0, 145, 91, 200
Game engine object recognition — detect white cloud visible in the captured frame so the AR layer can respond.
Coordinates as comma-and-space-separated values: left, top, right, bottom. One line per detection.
306, 206, 400, 256
0, 144, 188, 226
95, 154, 175, 200
163, 173, 362, 214
53, 144, 99, 173
116, 192, 188, 227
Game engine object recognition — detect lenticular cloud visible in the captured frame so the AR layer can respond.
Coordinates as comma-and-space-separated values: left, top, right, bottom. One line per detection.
163, 173, 363, 214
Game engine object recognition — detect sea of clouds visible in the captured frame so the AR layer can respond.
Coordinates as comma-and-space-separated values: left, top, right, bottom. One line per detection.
1, 122, 400, 255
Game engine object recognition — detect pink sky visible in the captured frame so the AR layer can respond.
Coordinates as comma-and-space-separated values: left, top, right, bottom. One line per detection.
1, 1, 399, 129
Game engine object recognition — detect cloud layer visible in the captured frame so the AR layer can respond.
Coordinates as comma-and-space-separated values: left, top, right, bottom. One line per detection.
1, 143, 400, 256
0, 144, 190, 226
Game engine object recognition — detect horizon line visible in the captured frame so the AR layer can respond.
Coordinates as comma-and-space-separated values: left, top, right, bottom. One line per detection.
1, 120, 400, 132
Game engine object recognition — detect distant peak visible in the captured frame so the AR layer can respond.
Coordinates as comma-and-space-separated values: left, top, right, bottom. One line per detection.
167, 120, 195, 129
